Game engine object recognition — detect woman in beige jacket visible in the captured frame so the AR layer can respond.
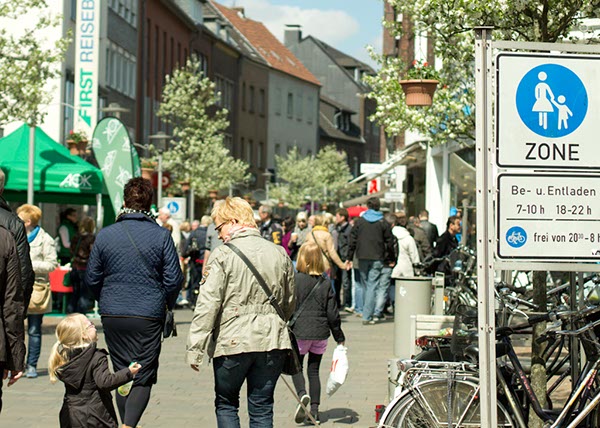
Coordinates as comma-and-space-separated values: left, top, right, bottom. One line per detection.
186, 197, 295, 428
304, 214, 346, 272
16, 204, 58, 379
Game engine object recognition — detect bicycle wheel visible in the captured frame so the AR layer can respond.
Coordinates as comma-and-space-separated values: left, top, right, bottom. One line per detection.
379, 379, 515, 427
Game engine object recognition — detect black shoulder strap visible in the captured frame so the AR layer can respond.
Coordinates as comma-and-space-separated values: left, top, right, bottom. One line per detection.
121, 222, 160, 284
288, 275, 325, 327
225, 243, 287, 321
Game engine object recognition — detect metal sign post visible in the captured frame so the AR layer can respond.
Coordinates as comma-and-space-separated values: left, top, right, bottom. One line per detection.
474, 26, 497, 427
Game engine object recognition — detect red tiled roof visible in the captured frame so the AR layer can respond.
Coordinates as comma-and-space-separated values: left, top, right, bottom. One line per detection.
211, 1, 321, 86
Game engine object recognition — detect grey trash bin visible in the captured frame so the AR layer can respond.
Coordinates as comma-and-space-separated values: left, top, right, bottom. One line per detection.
394, 277, 433, 358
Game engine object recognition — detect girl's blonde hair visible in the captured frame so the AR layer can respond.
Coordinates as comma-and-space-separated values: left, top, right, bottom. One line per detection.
48, 314, 96, 383
211, 197, 257, 228
79, 216, 95, 234
296, 241, 327, 275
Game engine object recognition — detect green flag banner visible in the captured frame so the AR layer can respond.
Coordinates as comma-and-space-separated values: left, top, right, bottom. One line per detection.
92, 117, 138, 215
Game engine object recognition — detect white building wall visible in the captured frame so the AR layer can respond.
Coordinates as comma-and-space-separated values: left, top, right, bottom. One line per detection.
267, 71, 319, 170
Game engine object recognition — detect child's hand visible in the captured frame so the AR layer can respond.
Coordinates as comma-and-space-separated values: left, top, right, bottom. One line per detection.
129, 362, 142, 376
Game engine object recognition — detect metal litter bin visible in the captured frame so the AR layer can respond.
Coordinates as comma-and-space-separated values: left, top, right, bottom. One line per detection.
394, 277, 433, 358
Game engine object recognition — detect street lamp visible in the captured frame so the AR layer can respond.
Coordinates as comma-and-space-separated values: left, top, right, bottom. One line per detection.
149, 131, 171, 208
100, 102, 130, 120
262, 171, 273, 203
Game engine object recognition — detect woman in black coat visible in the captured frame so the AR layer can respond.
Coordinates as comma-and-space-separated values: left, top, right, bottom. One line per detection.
291, 241, 345, 424
85, 178, 183, 428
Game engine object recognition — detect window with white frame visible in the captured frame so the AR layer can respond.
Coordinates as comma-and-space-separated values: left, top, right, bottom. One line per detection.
109, 0, 137, 27
296, 93, 303, 121
215, 75, 234, 110
307, 96, 314, 124
106, 42, 137, 99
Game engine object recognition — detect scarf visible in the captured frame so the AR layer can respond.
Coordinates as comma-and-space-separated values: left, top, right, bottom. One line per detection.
27, 226, 40, 243
116, 207, 157, 221
223, 224, 256, 243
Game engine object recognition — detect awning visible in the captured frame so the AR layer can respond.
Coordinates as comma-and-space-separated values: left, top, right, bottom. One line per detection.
349, 141, 426, 185
342, 190, 386, 208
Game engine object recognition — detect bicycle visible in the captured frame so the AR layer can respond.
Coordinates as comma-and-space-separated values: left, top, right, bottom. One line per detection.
379, 306, 600, 427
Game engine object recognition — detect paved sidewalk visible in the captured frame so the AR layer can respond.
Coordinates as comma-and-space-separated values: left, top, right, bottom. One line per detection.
2, 310, 395, 427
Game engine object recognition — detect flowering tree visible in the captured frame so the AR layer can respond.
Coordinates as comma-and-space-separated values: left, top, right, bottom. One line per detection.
270, 146, 359, 208
0, 0, 70, 126
157, 55, 249, 196
365, 0, 600, 147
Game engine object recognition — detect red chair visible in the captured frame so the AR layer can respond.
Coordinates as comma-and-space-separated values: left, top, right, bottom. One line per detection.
49, 267, 73, 314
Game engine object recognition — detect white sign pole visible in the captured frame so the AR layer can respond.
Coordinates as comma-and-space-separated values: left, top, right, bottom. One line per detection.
74, 0, 100, 137
475, 27, 497, 427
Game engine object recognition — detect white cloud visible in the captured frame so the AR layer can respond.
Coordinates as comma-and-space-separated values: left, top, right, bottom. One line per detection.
231, 0, 360, 46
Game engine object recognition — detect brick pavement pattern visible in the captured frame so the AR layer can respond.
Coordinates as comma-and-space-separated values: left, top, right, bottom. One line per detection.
2, 310, 393, 427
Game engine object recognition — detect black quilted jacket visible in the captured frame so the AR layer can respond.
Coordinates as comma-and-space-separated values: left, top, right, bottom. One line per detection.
85, 213, 183, 319
290, 272, 345, 343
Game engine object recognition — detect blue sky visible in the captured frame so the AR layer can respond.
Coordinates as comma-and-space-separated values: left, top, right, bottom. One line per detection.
224, 0, 384, 69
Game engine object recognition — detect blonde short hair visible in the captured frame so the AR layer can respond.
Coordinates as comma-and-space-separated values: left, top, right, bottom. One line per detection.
296, 241, 326, 275
16, 204, 42, 226
211, 197, 257, 228
200, 215, 212, 227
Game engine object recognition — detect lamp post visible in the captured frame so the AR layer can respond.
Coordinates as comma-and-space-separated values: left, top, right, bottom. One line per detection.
149, 131, 171, 208
262, 171, 273, 203
100, 102, 130, 120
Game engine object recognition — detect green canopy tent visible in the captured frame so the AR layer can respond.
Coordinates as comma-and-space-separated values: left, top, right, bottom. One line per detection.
0, 124, 114, 225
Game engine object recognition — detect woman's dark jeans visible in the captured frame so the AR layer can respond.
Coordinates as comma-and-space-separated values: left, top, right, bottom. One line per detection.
68, 269, 92, 313
213, 350, 285, 428
27, 314, 43, 368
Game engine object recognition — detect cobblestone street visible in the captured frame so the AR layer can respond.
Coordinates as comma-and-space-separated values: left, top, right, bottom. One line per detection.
2, 309, 393, 427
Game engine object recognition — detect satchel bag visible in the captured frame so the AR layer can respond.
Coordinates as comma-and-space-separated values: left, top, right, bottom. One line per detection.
225, 243, 301, 376
122, 222, 177, 338
28, 281, 52, 314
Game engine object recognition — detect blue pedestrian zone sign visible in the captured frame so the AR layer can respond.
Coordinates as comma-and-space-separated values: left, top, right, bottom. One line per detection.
167, 201, 180, 214
516, 64, 588, 139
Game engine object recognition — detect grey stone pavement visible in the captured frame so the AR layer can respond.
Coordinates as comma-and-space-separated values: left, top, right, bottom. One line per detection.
2, 309, 394, 427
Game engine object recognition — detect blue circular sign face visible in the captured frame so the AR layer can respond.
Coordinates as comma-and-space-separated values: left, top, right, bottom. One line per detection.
516, 64, 587, 138
167, 201, 179, 214
506, 226, 527, 248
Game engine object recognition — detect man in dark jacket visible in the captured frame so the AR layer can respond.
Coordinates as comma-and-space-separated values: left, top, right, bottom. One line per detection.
419, 209, 439, 248
0, 169, 34, 309
434, 215, 461, 259
334, 208, 352, 309
183, 216, 209, 306
0, 225, 26, 413
346, 197, 395, 325
406, 215, 432, 261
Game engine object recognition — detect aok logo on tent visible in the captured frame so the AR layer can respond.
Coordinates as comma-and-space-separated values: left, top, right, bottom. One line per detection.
60, 173, 93, 190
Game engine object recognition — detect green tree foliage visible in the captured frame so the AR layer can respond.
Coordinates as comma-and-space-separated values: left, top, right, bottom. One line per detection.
157, 55, 249, 197
365, 0, 600, 146
271, 145, 359, 208
0, 0, 70, 125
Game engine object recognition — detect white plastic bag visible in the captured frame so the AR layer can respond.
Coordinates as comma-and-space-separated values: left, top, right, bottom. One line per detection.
326, 345, 349, 397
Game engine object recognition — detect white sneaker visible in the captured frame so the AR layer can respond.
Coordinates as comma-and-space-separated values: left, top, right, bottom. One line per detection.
294, 394, 311, 424
179, 299, 189, 306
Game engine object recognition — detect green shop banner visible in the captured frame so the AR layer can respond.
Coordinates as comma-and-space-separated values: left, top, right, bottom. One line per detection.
92, 117, 140, 215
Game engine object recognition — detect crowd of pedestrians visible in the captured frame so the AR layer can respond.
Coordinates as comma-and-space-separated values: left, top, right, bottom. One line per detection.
0, 166, 460, 427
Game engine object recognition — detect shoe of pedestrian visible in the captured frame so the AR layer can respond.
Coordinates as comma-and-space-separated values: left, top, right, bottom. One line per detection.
294, 394, 311, 424
343, 306, 355, 314
307, 410, 320, 425
179, 298, 189, 306
362, 320, 376, 325
373, 315, 381, 322
26, 366, 38, 379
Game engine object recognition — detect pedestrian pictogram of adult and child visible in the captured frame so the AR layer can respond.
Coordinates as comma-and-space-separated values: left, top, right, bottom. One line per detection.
516, 62, 587, 139
533, 71, 573, 131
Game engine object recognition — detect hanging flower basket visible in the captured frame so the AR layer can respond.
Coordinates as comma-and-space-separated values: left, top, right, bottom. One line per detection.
66, 139, 79, 156
399, 79, 439, 106
141, 168, 154, 180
